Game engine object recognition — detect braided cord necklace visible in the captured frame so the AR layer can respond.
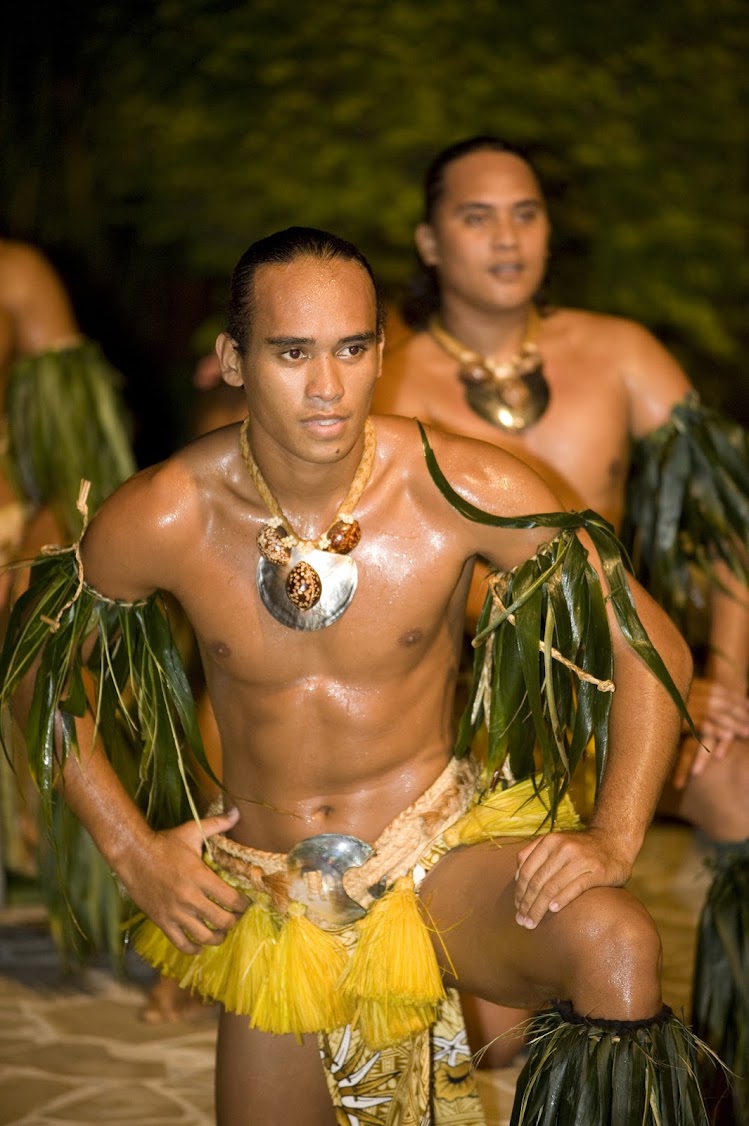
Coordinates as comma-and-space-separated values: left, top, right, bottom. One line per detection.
240, 417, 377, 629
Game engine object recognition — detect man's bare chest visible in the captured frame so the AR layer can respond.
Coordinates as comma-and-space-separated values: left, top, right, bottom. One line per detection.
170, 519, 469, 687
421, 358, 631, 515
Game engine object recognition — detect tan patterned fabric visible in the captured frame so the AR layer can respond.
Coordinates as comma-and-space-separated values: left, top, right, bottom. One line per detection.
319, 988, 485, 1126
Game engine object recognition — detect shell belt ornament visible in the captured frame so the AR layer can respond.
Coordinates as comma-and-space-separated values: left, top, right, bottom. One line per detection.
428, 308, 550, 432
239, 418, 376, 631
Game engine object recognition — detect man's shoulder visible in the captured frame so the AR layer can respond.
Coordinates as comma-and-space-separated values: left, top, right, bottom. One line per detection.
0, 241, 57, 300
82, 426, 244, 583
378, 414, 545, 492
376, 327, 443, 415
545, 306, 653, 349
382, 325, 435, 367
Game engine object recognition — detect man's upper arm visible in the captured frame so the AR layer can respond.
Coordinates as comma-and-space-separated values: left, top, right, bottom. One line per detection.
81, 461, 192, 602
620, 321, 693, 439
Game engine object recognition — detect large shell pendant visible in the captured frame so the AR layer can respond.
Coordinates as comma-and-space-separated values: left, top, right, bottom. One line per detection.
257, 546, 358, 631
464, 362, 550, 432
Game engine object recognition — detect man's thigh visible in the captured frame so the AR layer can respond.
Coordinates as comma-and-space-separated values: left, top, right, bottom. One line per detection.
419, 838, 645, 1012
216, 1012, 337, 1126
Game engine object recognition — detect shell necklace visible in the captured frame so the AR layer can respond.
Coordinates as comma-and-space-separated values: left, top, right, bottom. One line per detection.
239, 417, 376, 631
428, 307, 550, 432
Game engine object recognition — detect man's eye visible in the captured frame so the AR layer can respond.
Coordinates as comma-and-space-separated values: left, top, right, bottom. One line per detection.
464, 213, 488, 227
282, 348, 305, 360
341, 345, 365, 357
516, 207, 540, 224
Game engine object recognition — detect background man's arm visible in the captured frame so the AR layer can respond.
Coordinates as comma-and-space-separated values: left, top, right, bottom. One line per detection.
624, 321, 749, 778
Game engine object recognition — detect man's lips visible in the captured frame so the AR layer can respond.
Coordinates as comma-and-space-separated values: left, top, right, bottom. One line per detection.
489, 262, 524, 276
302, 415, 348, 427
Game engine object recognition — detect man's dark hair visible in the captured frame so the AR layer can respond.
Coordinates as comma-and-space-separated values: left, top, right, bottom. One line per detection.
227, 226, 385, 353
422, 135, 532, 223
403, 136, 537, 328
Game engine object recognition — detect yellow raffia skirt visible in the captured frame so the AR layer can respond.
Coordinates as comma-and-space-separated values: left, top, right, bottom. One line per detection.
133, 762, 579, 1050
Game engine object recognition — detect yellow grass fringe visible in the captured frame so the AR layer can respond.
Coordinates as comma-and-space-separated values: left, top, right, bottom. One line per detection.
443, 778, 581, 848
342, 875, 445, 1011
355, 998, 438, 1050
250, 901, 350, 1035
132, 920, 196, 984
180, 898, 279, 1013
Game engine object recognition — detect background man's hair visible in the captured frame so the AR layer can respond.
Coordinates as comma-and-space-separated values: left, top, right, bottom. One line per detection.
227, 226, 385, 353
422, 135, 532, 223
402, 136, 537, 329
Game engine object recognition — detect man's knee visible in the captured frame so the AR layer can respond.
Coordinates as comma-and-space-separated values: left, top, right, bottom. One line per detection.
561, 887, 662, 1018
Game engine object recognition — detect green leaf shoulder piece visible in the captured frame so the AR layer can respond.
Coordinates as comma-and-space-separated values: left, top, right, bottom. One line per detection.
0, 546, 210, 835
418, 421, 690, 814
621, 391, 749, 634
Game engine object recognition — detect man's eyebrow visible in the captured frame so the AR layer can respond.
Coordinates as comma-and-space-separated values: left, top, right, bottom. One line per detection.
455, 197, 542, 211
265, 336, 315, 346
339, 332, 377, 345
264, 332, 377, 347
455, 201, 494, 212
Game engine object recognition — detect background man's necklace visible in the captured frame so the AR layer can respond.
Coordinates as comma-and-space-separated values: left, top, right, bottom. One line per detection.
428, 307, 550, 431
239, 417, 376, 631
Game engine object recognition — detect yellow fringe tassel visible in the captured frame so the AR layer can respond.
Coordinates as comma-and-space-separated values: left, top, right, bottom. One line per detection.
356, 999, 437, 1050
132, 897, 281, 1015
444, 779, 581, 848
132, 920, 196, 983
251, 901, 350, 1035
342, 875, 444, 1010
180, 898, 279, 1013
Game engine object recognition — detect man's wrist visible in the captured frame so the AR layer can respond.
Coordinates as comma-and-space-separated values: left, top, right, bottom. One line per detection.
587, 814, 646, 866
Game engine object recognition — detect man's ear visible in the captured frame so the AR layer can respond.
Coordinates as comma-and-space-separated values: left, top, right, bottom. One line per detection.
216, 332, 244, 388
414, 223, 439, 268
374, 335, 385, 381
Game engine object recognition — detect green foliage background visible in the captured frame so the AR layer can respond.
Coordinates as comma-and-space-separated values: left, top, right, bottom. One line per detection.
2, 0, 747, 452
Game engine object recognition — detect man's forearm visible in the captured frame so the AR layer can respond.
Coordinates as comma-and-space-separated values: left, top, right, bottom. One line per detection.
57, 722, 155, 879
589, 595, 692, 865
706, 562, 749, 693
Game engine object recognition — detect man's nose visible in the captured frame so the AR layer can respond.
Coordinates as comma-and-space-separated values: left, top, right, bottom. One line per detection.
305, 356, 344, 402
492, 215, 519, 249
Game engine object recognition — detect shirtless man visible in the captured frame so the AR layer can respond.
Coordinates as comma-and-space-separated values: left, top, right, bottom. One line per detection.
373, 136, 749, 1084
0, 238, 135, 574
0, 241, 81, 578
10, 228, 704, 1123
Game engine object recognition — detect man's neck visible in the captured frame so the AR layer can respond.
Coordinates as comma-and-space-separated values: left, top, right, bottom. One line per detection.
438, 296, 531, 359
244, 423, 369, 539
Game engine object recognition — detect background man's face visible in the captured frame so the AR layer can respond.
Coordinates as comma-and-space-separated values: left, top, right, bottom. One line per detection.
239, 255, 381, 464
417, 151, 550, 317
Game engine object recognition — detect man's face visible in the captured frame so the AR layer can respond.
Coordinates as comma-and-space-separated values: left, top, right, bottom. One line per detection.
221, 255, 382, 465
416, 150, 550, 316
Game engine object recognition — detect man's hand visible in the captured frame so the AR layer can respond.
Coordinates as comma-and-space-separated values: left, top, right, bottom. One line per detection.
119, 807, 249, 954
672, 677, 749, 789
513, 827, 633, 930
